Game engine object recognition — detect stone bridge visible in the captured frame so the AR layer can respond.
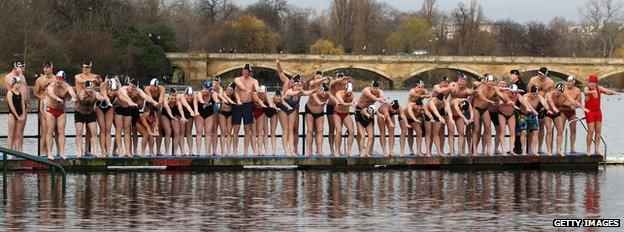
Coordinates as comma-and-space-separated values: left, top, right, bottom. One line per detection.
167, 52, 624, 89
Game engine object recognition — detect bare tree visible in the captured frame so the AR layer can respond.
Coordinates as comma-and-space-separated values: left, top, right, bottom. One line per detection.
451, 0, 485, 55
579, 0, 624, 57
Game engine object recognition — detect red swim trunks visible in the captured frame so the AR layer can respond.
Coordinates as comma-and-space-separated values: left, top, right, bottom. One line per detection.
253, 106, 264, 119
562, 109, 576, 119
585, 110, 602, 123
46, 107, 65, 118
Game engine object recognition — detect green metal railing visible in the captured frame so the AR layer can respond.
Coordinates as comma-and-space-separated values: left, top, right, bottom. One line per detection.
0, 146, 66, 202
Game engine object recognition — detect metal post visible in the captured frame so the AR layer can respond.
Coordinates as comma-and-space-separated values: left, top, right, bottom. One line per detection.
3, 152, 6, 203
301, 112, 305, 155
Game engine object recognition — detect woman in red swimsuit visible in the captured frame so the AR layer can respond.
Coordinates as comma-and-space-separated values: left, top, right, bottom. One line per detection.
584, 74, 618, 155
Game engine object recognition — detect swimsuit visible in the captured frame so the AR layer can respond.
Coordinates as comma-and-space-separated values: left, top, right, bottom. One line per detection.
585, 88, 602, 123
279, 96, 301, 115
232, 102, 254, 125
336, 111, 350, 121
198, 100, 215, 119
326, 104, 335, 115
305, 105, 324, 120
47, 107, 65, 118
253, 105, 265, 119
265, 106, 277, 118
561, 109, 576, 119
75, 111, 97, 123
10, 90, 23, 117
354, 106, 374, 127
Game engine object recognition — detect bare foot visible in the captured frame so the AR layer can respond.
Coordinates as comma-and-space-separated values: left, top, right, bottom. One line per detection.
60, 154, 67, 160
47, 155, 54, 160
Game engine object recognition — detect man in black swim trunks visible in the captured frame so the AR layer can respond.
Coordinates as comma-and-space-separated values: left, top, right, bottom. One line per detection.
233, 64, 261, 156
355, 80, 386, 156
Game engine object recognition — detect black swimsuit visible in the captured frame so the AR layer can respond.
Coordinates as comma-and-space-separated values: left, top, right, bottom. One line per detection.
10, 90, 23, 117
305, 105, 324, 120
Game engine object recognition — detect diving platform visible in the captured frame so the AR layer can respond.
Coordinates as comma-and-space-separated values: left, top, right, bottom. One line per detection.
1, 153, 604, 171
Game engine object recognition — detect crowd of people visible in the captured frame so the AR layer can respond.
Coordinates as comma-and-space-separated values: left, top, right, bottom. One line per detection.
3, 59, 618, 159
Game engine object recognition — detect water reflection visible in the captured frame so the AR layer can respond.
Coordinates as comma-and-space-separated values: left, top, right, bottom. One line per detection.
0, 169, 609, 230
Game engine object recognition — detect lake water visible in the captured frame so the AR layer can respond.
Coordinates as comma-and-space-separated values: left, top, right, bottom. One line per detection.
0, 167, 622, 231
0, 91, 622, 157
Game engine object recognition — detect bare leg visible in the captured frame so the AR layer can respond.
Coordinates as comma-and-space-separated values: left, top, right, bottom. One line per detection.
160, 116, 172, 155
45, 113, 56, 159
327, 111, 335, 155
424, 121, 433, 156
114, 115, 125, 156
123, 116, 133, 156
171, 119, 181, 156
305, 114, 314, 155
456, 118, 466, 155
554, 116, 565, 155
586, 122, 594, 155
594, 121, 602, 155
87, 122, 100, 157
508, 117, 516, 155
378, 116, 387, 156
57, 114, 67, 159
315, 116, 324, 155
344, 117, 355, 156
569, 118, 577, 152
544, 118, 554, 155
75, 122, 85, 157
333, 115, 343, 156
194, 116, 204, 155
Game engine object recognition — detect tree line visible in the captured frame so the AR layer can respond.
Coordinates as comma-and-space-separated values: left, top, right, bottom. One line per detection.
2, 0, 624, 84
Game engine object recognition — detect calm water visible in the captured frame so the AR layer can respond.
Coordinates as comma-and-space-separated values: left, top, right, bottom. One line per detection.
0, 167, 622, 231
0, 91, 623, 156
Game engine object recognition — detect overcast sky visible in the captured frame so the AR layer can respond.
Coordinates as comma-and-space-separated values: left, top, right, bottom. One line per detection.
235, 0, 589, 23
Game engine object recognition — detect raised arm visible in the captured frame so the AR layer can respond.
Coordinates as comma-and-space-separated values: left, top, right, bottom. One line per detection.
275, 58, 290, 84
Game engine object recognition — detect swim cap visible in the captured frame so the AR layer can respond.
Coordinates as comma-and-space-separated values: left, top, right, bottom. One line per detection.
243, 64, 252, 71
566, 76, 575, 82
460, 100, 470, 111
441, 76, 450, 82
315, 71, 323, 76
228, 82, 236, 89
391, 100, 399, 110
55, 71, 66, 80
85, 80, 95, 89
130, 79, 140, 87
509, 84, 519, 92
417, 80, 425, 87
11, 76, 20, 85
530, 86, 538, 93
485, 74, 494, 82
588, 74, 598, 83
346, 83, 354, 92
538, 67, 548, 76
109, 81, 119, 91
457, 73, 468, 79
149, 78, 159, 86
203, 80, 212, 90
367, 105, 377, 116
275, 90, 282, 96
556, 83, 564, 92
371, 80, 380, 87
291, 74, 302, 84
335, 71, 345, 78
12, 60, 25, 69
185, 87, 193, 94
43, 61, 53, 68
169, 87, 177, 93
82, 60, 93, 68
510, 70, 520, 76
320, 83, 329, 91
258, 85, 267, 93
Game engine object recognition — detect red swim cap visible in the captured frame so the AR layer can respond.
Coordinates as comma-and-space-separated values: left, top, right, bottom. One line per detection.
588, 74, 598, 83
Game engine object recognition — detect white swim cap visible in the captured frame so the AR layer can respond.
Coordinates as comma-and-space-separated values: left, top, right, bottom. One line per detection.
346, 83, 354, 92
367, 105, 377, 115
185, 87, 193, 94
149, 78, 159, 86
259, 85, 267, 93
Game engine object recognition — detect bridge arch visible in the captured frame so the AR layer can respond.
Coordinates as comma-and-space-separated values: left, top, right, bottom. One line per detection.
402, 66, 482, 89
211, 63, 297, 79
321, 65, 392, 81
520, 68, 571, 83
597, 68, 624, 89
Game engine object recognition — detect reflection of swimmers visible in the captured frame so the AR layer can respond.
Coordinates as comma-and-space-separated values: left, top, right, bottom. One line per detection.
75, 81, 110, 157
44, 71, 77, 159
7, 77, 26, 152
34, 62, 55, 157
333, 83, 356, 156
584, 74, 618, 156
